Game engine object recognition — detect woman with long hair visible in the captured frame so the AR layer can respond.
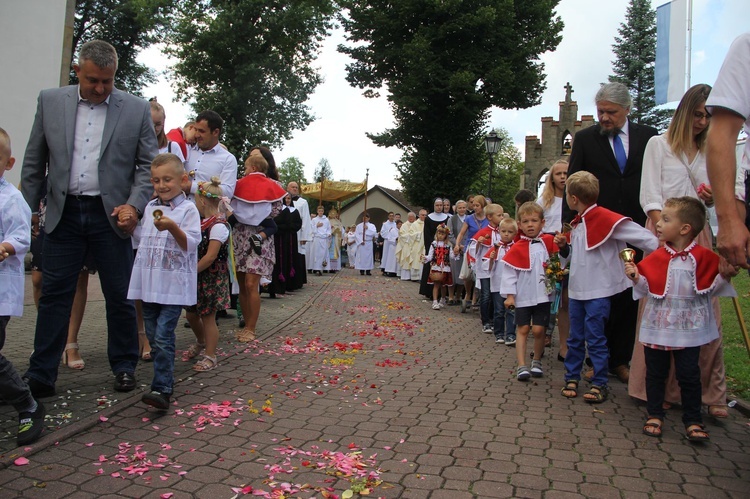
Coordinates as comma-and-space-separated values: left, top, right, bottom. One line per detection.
631, 83, 729, 418
537, 160, 570, 360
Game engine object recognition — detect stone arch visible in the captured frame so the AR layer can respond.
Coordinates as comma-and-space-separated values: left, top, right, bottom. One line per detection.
356, 207, 388, 228
536, 168, 550, 196
561, 130, 573, 156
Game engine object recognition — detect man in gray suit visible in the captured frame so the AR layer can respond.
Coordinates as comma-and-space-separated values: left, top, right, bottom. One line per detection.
21, 40, 158, 396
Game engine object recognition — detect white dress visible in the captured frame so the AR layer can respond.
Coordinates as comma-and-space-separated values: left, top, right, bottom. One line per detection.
0, 178, 31, 317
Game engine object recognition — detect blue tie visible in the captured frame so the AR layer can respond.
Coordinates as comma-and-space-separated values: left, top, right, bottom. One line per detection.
613, 133, 627, 173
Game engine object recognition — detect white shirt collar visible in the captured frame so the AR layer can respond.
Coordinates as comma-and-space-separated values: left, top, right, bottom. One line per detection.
77, 86, 110, 105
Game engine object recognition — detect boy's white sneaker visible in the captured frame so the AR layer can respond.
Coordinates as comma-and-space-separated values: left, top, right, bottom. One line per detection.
439, 298, 446, 308
432, 301, 440, 310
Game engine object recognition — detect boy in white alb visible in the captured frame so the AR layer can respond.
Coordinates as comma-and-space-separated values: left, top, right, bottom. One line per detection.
501, 202, 559, 381
355, 213, 378, 275
0, 128, 45, 445
555, 171, 658, 404
310, 205, 332, 275
468, 203, 505, 333
486, 216, 518, 344
128, 154, 201, 411
626, 197, 735, 442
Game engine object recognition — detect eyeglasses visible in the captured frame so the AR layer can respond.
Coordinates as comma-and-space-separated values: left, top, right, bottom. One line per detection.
693, 111, 711, 120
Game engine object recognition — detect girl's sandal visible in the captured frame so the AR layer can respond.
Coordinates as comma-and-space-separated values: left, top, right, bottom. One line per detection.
583, 385, 609, 404
685, 424, 709, 442
185, 342, 205, 360
642, 418, 663, 437
235, 329, 256, 342
561, 380, 578, 398
193, 355, 218, 372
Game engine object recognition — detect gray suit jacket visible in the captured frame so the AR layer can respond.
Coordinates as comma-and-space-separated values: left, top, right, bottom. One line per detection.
21, 86, 158, 238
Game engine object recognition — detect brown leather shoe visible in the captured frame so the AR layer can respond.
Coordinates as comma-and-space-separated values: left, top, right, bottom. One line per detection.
612, 365, 630, 383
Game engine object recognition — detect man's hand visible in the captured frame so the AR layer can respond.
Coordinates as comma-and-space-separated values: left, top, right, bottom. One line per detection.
716, 215, 750, 268
112, 204, 138, 234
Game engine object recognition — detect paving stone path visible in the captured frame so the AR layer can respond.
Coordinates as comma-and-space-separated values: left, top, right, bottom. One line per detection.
0, 269, 748, 498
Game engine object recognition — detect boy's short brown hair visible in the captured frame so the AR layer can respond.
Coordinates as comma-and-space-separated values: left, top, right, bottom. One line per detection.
246, 154, 268, 174
517, 201, 544, 219
565, 171, 599, 204
151, 153, 185, 176
663, 196, 706, 238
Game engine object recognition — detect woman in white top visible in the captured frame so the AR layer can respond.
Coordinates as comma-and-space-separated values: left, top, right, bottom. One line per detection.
537, 159, 569, 360
631, 83, 729, 418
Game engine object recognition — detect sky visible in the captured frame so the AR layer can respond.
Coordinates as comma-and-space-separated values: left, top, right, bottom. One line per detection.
139, 0, 747, 191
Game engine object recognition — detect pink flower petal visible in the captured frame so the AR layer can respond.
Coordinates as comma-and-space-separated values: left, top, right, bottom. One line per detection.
99, 415, 109, 422
14, 457, 29, 466
160, 494, 174, 499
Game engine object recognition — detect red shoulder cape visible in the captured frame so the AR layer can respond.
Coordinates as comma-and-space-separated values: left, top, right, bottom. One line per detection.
580, 206, 631, 249
166, 128, 188, 159
637, 244, 721, 298
234, 172, 287, 204
502, 234, 558, 271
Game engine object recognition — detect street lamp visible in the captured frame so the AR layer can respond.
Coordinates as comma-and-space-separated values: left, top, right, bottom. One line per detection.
484, 130, 503, 198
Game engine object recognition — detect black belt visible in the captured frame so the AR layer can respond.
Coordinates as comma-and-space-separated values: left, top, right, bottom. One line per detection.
67, 194, 101, 201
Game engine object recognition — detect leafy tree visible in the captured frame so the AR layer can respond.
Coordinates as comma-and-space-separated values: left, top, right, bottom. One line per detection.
468, 128, 524, 213
278, 157, 308, 186
314, 158, 334, 182
71, 0, 172, 96
608, 0, 671, 131
338, 0, 563, 208
167, 0, 337, 159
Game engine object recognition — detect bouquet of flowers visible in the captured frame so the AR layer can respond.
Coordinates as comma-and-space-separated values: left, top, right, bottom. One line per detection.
541, 252, 568, 314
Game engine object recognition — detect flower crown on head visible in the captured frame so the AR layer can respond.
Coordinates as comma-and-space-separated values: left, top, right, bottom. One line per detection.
436, 223, 450, 234
197, 184, 221, 199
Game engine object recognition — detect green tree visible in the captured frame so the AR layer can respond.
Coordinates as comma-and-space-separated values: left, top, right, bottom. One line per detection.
608, 0, 671, 131
314, 158, 334, 182
338, 0, 563, 208
71, 0, 172, 96
167, 0, 336, 159
468, 129, 524, 213
278, 157, 308, 186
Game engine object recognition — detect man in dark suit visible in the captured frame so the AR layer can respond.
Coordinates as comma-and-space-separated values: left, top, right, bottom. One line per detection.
21, 40, 158, 397
563, 82, 658, 383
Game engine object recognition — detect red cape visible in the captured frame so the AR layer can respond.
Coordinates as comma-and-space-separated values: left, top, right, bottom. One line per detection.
577, 205, 631, 249
234, 172, 287, 204
637, 243, 721, 298
166, 128, 189, 159
502, 234, 558, 271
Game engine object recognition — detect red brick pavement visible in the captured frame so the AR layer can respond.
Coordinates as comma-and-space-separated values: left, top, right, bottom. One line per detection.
0, 269, 748, 497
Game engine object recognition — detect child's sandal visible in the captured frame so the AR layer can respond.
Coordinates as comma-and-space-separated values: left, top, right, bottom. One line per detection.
235, 329, 256, 342
561, 380, 578, 398
185, 342, 205, 360
685, 424, 709, 442
642, 418, 663, 437
583, 385, 608, 404
193, 355, 218, 372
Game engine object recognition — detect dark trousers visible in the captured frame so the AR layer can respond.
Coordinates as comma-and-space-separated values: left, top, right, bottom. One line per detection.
605, 288, 639, 369
644, 346, 703, 425
25, 197, 138, 387
0, 317, 35, 412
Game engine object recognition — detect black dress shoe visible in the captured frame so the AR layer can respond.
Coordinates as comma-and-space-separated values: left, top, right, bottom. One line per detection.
114, 372, 137, 392
17, 400, 46, 446
366, 270, 371, 275
23, 377, 56, 398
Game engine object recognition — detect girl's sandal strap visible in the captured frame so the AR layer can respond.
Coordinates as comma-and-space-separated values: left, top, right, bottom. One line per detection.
235, 329, 256, 342
193, 355, 218, 372
685, 424, 709, 442
185, 342, 205, 359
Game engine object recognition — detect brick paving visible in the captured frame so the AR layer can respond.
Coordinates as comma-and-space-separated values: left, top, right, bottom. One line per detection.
0, 269, 748, 497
